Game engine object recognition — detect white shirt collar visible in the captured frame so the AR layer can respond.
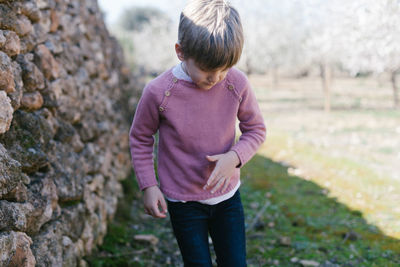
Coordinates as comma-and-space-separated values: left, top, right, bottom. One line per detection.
172, 62, 193, 82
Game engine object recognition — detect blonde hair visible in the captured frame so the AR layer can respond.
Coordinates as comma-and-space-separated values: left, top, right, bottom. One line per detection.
178, 0, 244, 70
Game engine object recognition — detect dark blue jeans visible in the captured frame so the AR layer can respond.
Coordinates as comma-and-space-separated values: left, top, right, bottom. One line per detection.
166, 189, 247, 267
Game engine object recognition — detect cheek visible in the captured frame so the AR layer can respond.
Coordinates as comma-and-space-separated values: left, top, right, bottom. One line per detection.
219, 73, 227, 81
193, 72, 207, 83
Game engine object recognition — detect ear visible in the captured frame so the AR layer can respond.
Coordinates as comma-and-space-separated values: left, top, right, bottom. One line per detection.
175, 43, 185, 61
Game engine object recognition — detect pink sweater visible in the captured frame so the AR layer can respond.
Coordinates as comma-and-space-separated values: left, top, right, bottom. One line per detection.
129, 67, 266, 201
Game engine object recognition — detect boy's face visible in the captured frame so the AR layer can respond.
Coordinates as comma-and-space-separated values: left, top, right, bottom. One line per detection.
183, 58, 229, 90
175, 43, 229, 90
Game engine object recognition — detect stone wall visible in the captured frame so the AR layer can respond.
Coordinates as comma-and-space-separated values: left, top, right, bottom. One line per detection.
0, 0, 137, 266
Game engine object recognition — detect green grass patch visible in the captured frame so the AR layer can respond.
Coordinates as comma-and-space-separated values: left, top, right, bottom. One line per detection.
257, 130, 400, 239
241, 154, 400, 266
84, 172, 183, 266
86, 155, 400, 266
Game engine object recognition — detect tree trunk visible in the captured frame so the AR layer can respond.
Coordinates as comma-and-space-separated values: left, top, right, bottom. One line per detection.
320, 63, 332, 113
390, 70, 399, 109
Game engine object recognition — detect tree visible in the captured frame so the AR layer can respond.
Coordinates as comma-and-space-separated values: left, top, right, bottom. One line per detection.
340, 0, 400, 108
129, 17, 178, 75
237, 0, 308, 81
114, 7, 177, 76
119, 6, 170, 32
301, 0, 355, 112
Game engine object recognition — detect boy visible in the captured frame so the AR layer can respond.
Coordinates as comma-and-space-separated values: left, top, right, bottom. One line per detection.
129, 0, 266, 265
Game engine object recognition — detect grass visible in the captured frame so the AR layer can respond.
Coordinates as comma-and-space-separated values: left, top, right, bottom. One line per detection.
258, 128, 400, 238
241, 152, 400, 266
83, 173, 182, 266
85, 149, 400, 266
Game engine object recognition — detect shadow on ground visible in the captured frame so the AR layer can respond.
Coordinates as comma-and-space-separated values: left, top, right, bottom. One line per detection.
85, 154, 400, 267
241, 154, 400, 266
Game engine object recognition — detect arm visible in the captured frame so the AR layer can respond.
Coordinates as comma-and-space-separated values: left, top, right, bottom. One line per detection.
129, 85, 160, 191
230, 78, 266, 167
129, 86, 168, 218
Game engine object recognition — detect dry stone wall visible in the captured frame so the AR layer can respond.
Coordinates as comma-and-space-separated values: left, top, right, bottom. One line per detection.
0, 0, 138, 266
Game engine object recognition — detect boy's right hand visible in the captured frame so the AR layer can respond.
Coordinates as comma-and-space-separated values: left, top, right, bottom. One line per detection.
143, 185, 168, 218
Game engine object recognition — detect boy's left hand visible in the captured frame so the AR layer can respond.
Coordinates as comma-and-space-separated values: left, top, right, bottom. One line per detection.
204, 151, 240, 194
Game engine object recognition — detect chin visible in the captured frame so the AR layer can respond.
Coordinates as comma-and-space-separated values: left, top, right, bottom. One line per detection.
198, 83, 214, 90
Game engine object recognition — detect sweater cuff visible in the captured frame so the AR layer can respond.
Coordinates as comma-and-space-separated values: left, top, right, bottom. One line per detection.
230, 150, 242, 168
135, 168, 159, 191
230, 147, 247, 168
139, 182, 159, 192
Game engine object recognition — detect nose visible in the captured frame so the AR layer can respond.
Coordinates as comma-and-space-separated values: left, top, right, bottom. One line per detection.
207, 73, 219, 84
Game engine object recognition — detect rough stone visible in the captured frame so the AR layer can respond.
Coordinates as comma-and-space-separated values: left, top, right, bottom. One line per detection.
2, 182, 28, 202
0, 91, 13, 133
46, 141, 87, 202
16, 53, 46, 92
0, 110, 52, 173
62, 235, 78, 267
50, 9, 60, 32
24, 177, 59, 235
0, 176, 60, 234
0, 30, 20, 57
34, 44, 60, 81
7, 61, 24, 110
45, 34, 63, 54
0, 4, 33, 37
59, 203, 86, 242
21, 91, 44, 110
19, 1, 41, 23
32, 19, 49, 44
19, 31, 36, 53
0, 30, 4, 46
0, 143, 24, 199
0, 200, 34, 231
0, 0, 138, 264
0, 231, 36, 267
35, 0, 49, 9
0, 51, 15, 93
31, 220, 63, 267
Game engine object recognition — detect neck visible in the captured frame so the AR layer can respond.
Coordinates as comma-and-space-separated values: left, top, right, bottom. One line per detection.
181, 62, 189, 76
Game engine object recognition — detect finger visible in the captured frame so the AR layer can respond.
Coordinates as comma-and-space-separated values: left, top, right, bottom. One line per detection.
204, 170, 219, 189
205, 172, 223, 190
159, 198, 168, 214
206, 154, 223, 162
210, 178, 225, 193
208, 175, 224, 189
221, 178, 230, 193
152, 203, 166, 218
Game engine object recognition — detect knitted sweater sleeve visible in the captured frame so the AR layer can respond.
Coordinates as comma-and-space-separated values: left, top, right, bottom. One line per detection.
129, 85, 160, 191
230, 78, 266, 167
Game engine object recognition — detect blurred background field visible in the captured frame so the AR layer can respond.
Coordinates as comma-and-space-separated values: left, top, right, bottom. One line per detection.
250, 74, 400, 239
252, 74, 400, 184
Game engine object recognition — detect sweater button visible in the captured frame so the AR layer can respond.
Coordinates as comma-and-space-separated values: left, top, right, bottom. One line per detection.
159, 106, 164, 112
172, 77, 178, 83
228, 84, 234, 90
165, 91, 170, 96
